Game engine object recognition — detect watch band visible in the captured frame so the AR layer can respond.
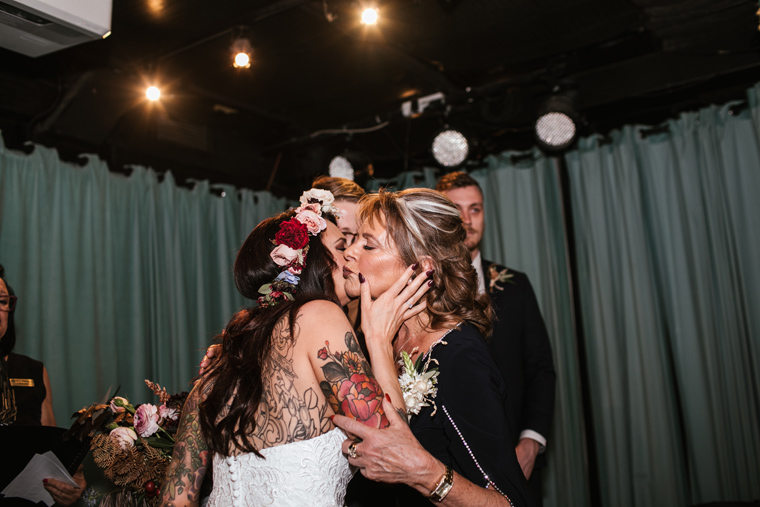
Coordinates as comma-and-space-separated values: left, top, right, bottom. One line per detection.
428, 465, 454, 502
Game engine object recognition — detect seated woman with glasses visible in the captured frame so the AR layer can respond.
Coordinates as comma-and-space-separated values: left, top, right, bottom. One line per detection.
0, 265, 54, 427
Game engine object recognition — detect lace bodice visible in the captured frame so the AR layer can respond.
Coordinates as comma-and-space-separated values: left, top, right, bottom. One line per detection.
207, 427, 353, 507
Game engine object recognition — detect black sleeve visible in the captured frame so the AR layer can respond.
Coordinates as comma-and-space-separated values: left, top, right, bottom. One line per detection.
434, 334, 535, 507
518, 274, 556, 440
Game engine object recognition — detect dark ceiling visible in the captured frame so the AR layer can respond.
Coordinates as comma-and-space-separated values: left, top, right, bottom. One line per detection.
1, 0, 758, 198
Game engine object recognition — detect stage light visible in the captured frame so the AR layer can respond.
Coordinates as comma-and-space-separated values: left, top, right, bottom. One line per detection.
234, 52, 250, 68
361, 8, 379, 25
432, 129, 469, 167
146, 86, 161, 101
329, 156, 355, 180
327, 150, 374, 184
231, 37, 252, 69
534, 94, 579, 152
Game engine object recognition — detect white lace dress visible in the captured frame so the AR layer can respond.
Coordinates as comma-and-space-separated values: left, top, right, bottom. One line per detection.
206, 428, 353, 507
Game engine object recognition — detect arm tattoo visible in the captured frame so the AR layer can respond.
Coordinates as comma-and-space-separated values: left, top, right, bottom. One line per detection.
160, 386, 209, 505
318, 332, 390, 428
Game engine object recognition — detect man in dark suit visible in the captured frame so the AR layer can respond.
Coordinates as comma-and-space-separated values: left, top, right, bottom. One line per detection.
437, 172, 556, 507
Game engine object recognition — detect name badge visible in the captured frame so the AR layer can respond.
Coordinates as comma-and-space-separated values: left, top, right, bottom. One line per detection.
10, 378, 35, 387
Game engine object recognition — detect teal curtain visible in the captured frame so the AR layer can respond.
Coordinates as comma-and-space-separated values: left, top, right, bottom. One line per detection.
566, 84, 760, 506
0, 140, 287, 422
387, 158, 590, 507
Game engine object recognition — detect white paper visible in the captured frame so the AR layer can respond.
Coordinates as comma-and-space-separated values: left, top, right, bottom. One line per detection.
1, 451, 78, 506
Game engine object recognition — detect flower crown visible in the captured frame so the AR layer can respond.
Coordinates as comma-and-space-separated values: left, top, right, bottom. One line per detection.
257, 189, 342, 308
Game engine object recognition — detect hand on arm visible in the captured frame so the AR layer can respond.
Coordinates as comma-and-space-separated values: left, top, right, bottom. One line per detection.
159, 385, 209, 507
333, 397, 512, 507
43, 464, 85, 506
198, 343, 221, 376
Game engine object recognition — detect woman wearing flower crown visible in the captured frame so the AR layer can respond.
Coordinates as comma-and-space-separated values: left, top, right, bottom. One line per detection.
159, 190, 430, 507
333, 188, 534, 507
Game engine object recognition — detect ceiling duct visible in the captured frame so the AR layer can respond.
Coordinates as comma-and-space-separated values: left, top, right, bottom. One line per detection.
0, 0, 111, 57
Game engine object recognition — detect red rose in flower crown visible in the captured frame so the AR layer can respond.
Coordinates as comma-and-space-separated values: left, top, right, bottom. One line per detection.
275, 219, 309, 249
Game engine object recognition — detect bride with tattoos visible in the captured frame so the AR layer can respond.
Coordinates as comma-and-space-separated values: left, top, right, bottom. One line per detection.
159, 190, 428, 507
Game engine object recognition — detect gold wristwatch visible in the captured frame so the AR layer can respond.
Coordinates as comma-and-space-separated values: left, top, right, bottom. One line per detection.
428, 465, 454, 502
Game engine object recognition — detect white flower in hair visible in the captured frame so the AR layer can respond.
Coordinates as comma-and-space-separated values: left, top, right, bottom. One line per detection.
300, 188, 343, 218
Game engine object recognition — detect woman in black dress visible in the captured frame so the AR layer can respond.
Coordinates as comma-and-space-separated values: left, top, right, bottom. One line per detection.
334, 188, 533, 507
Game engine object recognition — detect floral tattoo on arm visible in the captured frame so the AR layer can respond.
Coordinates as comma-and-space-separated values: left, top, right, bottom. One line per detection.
318, 332, 390, 428
160, 386, 209, 506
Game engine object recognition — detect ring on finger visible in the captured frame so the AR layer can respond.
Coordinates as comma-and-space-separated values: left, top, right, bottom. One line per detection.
406, 299, 414, 309
348, 442, 359, 459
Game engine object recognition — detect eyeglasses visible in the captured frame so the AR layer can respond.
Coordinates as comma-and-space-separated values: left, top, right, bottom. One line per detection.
0, 295, 16, 312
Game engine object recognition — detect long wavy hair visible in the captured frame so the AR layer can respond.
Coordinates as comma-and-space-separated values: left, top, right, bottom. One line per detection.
0, 265, 16, 357
358, 188, 493, 337
198, 210, 339, 457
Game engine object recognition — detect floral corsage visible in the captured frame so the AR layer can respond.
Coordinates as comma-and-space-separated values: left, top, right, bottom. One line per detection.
398, 350, 440, 416
488, 265, 515, 293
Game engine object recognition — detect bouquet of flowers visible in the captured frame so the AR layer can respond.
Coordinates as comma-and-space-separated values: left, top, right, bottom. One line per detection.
71, 380, 188, 506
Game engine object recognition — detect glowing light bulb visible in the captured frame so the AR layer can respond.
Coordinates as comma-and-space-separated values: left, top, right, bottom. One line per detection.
361, 8, 378, 25
234, 52, 250, 68
146, 86, 160, 101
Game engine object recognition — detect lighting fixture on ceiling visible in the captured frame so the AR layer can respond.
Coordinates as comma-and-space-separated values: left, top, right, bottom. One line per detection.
432, 129, 469, 167
329, 155, 355, 180
534, 94, 579, 153
232, 37, 252, 69
146, 86, 161, 101
361, 7, 379, 25
328, 150, 374, 184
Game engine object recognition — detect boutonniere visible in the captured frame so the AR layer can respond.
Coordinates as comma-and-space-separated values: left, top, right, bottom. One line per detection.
398, 350, 441, 416
488, 265, 514, 293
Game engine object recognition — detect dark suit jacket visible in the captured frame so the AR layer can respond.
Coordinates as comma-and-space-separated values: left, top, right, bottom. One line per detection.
482, 260, 556, 470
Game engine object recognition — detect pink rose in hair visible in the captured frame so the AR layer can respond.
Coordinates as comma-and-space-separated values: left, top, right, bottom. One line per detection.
134, 404, 161, 437
270, 244, 300, 267
297, 203, 321, 215
295, 209, 327, 235
110, 427, 138, 449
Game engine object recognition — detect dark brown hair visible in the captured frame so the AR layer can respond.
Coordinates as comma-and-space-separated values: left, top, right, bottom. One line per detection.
435, 171, 483, 194
198, 210, 339, 457
358, 189, 492, 337
312, 176, 365, 203
0, 265, 16, 356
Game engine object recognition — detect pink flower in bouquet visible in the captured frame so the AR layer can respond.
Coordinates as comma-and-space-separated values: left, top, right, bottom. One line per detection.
158, 404, 178, 424
134, 404, 160, 437
110, 427, 137, 449
109, 396, 129, 414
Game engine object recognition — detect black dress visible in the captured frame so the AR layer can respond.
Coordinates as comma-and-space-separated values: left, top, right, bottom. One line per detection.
6, 353, 46, 426
397, 323, 535, 507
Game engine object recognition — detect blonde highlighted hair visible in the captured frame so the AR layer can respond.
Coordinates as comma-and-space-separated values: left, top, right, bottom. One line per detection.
359, 188, 492, 337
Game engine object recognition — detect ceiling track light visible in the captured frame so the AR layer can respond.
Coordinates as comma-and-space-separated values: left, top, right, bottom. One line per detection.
534, 93, 580, 153
146, 85, 161, 101
229, 25, 253, 69
432, 128, 470, 168
361, 6, 379, 25
328, 149, 374, 184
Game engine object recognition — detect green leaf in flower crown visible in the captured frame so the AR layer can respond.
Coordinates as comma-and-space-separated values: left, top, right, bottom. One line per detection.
258, 284, 273, 295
